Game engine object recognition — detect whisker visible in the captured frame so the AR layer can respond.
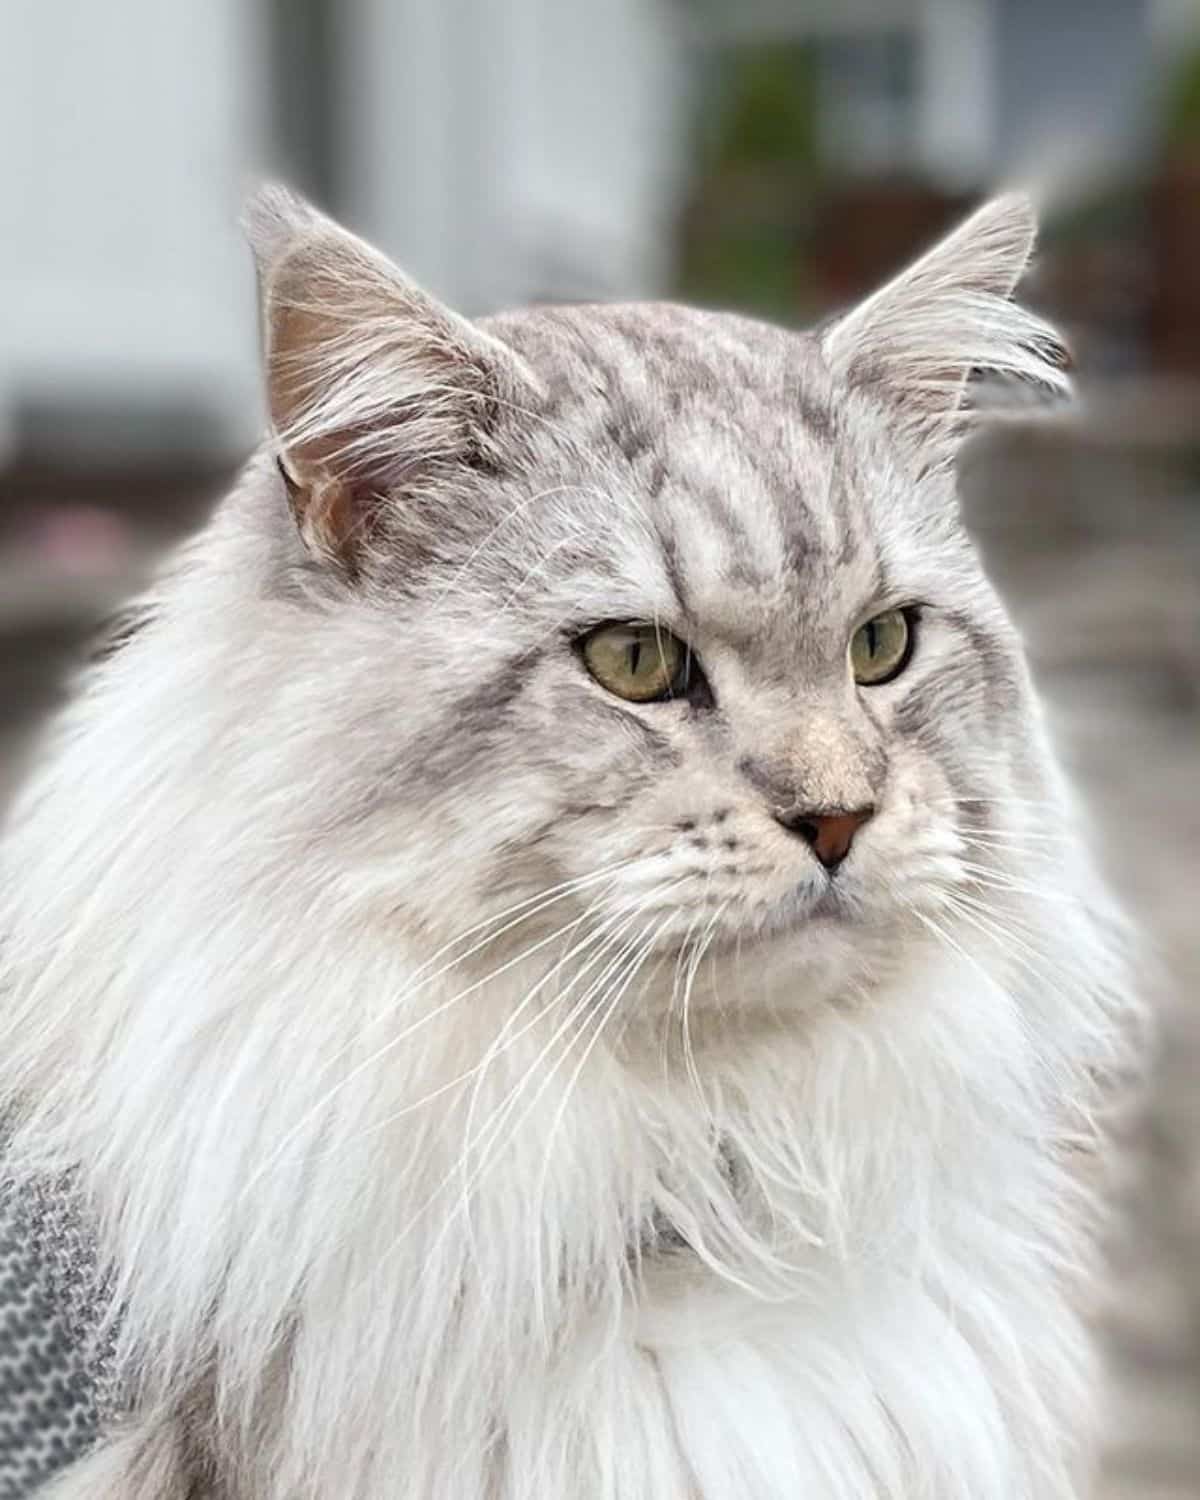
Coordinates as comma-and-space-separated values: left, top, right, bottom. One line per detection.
458, 897, 646, 1164
959, 828, 1073, 848
304, 890, 635, 1159
449, 908, 661, 1273
665, 906, 704, 1082
680, 901, 727, 1116
936, 889, 1082, 1005
241, 858, 652, 1193
953, 861, 1084, 908
342, 907, 651, 1311
908, 903, 1012, 1009
528, 906, 674, 1336
431, 483, 601, 605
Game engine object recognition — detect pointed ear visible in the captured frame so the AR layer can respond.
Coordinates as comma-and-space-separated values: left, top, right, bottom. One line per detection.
819, 194, 1071, 467
244, 186, 540, 570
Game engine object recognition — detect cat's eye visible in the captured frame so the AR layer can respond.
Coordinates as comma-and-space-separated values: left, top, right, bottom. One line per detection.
581, 623, 690, 702
850, 608, 914, 686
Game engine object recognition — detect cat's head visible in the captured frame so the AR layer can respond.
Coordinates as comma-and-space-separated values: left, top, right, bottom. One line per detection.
240, 188, 1069, 992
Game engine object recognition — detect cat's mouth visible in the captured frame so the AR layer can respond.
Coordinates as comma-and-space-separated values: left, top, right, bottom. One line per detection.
627, 872, 856, 954
729, 877, 855, 940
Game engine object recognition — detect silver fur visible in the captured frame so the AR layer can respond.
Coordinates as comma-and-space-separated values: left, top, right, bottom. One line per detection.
2, 189, 1136, 1499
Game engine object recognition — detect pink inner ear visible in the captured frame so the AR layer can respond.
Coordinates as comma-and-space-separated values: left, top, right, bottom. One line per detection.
264, 275, 375, 567
275, 458, 364, 570
261, 243, 474, 569
252, 198, 545, 572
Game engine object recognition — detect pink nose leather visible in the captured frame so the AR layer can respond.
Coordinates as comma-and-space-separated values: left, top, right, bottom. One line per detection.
777, 806, 875, 870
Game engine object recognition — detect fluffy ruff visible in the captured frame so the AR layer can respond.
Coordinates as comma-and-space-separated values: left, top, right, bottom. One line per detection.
1, 188, 1137, 1498
2, 690, 1128, 1497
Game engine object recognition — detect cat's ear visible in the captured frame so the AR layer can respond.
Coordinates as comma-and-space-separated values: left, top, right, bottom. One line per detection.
244, 185, 540, 569
819, 193, 1071, 466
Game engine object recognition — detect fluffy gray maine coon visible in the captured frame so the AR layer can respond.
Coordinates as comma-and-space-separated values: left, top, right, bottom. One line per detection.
0, 190, 1137, 1498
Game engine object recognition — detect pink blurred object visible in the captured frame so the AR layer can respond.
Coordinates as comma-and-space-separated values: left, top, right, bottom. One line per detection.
28, 505, 136, 577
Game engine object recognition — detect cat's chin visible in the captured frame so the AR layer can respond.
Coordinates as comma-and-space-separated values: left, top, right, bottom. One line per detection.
612, 872, 934, 1026
617, 914, 884, 1040
609, 878, 900, 1021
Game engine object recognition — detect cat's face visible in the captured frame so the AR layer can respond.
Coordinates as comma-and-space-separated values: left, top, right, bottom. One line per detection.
244, 190, 1067, 991
378, 306, 1022, 960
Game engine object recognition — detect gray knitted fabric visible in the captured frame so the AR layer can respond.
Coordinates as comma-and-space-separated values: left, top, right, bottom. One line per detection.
0, 1175, 112, 1497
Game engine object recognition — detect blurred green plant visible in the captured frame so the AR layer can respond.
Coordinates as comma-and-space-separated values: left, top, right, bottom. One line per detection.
676, 44, 820, 320
1162, 43, 1200, 148
705, 47, 819, 170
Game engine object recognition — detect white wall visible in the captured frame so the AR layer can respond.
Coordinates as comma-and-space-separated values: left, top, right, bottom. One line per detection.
503, 0, 687, 302
916, 0, 995, 189
0, 0, 265, 458
344, 0, 687, 314
0, 0, 687, 459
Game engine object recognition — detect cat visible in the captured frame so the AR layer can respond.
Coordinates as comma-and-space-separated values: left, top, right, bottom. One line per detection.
0, 187, 1136, 1499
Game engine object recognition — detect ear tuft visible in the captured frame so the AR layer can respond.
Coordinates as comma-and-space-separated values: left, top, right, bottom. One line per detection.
242, 184, 322, 274
243, 184, 539, 572
820, 192, 1071, 467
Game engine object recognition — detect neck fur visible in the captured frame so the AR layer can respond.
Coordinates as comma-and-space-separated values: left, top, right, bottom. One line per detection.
3, 857, 1111, 1498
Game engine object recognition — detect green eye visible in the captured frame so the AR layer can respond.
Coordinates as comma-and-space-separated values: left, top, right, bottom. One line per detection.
850, 608, 913, 685
581, 623, 689, 702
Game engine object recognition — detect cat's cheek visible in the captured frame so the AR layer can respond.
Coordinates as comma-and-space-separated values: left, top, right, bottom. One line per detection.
845, 750, 967, 915
527, 683, 683, 806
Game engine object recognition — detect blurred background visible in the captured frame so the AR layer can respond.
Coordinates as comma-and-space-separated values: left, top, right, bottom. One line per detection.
1, 1, 1198, 1494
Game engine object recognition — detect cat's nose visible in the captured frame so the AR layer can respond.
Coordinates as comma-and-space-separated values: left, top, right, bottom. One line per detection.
774, 805, 875, 870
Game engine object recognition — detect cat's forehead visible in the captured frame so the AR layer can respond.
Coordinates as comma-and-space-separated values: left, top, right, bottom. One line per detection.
485, 300, 830, 433
483, 301, 885, 628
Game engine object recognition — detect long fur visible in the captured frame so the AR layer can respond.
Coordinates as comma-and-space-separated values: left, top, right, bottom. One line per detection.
821, 194, 1072, 463
0, 190, 1137, 1498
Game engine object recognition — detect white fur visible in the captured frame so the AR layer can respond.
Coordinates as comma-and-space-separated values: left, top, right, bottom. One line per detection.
0, 605, 1133, 1497
0, 194, 1136, 1499
821, 194, 1072, 463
